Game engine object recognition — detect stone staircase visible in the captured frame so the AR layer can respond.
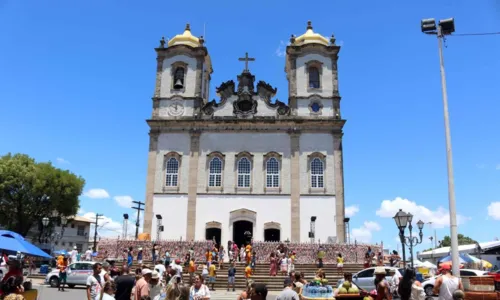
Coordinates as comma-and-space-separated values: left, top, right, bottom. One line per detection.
27, 261, 365, 291
135, 261, 364, 291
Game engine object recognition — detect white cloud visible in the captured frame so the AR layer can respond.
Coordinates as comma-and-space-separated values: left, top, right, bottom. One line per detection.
351, 221, 382, 243
56, 157, 70, 164
488, 202, 500, 220
275, 40, 286, 57
376, 197, 470, 228
83, 188, 110, 199
114, 196, 134, 208
345, 205, 359, 218
364, 221, 381, 231
82, 212, 142, 239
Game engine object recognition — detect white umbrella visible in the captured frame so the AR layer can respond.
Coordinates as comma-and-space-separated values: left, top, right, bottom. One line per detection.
422, 261, 437, 269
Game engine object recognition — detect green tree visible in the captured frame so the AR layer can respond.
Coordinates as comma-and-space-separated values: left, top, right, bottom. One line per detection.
0, 153, 85, 236
440, 234, 477, 247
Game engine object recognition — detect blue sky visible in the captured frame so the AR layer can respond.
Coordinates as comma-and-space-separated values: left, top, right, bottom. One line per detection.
1, 0, 499, 250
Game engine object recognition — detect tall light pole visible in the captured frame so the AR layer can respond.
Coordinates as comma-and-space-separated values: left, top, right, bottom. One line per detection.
421, 17, 460, 277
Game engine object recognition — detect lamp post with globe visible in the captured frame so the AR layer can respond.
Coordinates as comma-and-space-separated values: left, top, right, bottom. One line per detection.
393, 209, 425, 268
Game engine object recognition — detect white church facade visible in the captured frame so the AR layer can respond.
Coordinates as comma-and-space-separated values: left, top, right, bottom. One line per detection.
143, 22, 347, 247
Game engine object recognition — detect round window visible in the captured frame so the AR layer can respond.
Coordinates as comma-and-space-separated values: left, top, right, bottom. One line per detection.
311, 102, 321, 113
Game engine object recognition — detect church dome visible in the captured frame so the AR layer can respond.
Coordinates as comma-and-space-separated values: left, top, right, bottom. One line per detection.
292, 21, 329, 46
167, 24, 202, 48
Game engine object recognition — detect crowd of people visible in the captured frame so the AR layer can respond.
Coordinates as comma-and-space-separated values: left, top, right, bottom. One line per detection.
96, 239, 382, 265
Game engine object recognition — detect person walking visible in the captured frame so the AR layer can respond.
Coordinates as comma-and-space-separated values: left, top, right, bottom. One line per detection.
227, 262, 236, 292
433, 265, 463, 300
58, 257, 68, 291
336, 253, 344, 276
114, 266, 135, 300
374, 267, 392, 300
398, 268, 425, 300
277, 278, 299, 300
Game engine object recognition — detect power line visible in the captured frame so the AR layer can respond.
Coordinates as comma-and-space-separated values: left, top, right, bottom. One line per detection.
132, 201, 145, 240
453, 31, 500, 36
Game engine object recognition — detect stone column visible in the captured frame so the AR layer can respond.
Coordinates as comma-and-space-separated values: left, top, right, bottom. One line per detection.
143, 130, 159, 235
289, 131, 301, 242
186, 130, 201, 240
333, 132, 346, 243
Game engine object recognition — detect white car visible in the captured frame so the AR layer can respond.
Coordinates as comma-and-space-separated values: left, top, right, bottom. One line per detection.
45, 261, 96, 288
352, 267, 404, 291
422, 269, 488, 296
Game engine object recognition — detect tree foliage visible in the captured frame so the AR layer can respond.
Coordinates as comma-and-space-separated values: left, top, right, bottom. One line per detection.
440, 234, 477, 247
0, 153, 85, 236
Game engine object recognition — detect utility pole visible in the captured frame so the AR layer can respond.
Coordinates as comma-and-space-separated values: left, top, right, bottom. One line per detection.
93, 214, 103, 251
132, 201, 145, 239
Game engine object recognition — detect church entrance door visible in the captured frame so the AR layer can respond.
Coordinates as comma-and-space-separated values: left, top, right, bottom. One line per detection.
205, 228, 221, 246
264, 228, 280, 242
232, 220, 253, 247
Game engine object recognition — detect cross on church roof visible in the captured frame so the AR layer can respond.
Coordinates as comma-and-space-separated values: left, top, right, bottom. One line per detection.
238, 52, 255, 73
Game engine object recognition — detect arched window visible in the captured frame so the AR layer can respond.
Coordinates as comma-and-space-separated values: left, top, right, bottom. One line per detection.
173, 67, 185, 90
209, 157, 222, 187
308, 66, 320, 89
310, 158, 324, 188
237, 157, 251, 188
266, 157, 280, 188
165, 157, 179, 187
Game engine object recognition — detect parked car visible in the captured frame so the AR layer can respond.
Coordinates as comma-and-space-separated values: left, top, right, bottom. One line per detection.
352, 267, 404, 291
45, 261, 96, 288
422, 269, 488, 296
486, 270, 500, 291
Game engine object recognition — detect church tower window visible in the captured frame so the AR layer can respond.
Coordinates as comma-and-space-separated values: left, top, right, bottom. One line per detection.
209, 157, 223, 187
266, 158, 280, 188
237, 157, 251, 188
165, 157, 179, 187
310, 157, 324, 188
308, 66, 320, 89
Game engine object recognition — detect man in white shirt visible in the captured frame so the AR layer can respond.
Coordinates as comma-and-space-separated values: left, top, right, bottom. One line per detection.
154, 259, 166, 280
70, 246, 79, 264
85, 247, 93, 261
170, 259, 183, 277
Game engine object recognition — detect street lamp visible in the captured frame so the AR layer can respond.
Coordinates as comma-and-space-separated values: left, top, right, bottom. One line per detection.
421, 17, 460, 277
393, 209, 409, 265
393, 209, 425, 268
42, 217, 49, 227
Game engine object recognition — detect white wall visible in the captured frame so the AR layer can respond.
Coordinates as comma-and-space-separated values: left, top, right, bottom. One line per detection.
197, 132, 291, 194
155, 133, 191, 194
296, 54, 333, 97
152, 194, 189, 240
296, 98, 334, 117
300, 196, 337, 243
161, 55, 198, 98
195, 195, 291, 252
299, 133, 335, 194
212, 95, 281, 117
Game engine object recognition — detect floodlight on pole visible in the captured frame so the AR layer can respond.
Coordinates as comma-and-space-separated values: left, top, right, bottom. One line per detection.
156, 214, 163, 241
122, 213, 129, 239
421, 16, 459, 278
